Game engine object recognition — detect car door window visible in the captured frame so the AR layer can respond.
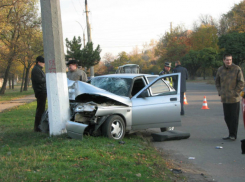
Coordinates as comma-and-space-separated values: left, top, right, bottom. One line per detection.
146, 76, 158, 84
150, 79, 170, 96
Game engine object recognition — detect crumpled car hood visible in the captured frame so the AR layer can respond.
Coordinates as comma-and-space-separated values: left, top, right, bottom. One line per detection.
68, 79, 132, 107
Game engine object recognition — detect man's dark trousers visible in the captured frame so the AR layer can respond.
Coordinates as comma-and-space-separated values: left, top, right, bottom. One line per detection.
180, 92, 184, 115
35, 93, 47, 132
223, 102, 240, 138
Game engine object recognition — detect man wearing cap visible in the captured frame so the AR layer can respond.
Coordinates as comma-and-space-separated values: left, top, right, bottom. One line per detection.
173, 60, 188, 115
67, 60, 87, 82
159, 62, 171, 75
159, 62, 173, 86
31, 56, 47, 132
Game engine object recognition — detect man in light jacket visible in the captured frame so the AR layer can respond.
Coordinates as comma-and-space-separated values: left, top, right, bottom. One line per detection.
67, 60, 87, 82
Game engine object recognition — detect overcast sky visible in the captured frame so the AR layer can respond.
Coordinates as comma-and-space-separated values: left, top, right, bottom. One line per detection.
57, 0, 243, 59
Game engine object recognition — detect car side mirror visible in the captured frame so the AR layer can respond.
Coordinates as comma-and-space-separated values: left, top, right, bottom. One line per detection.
138, 90, 148, 98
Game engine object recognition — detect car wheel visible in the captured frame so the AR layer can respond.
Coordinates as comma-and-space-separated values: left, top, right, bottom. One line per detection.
102, 115, 125, 140
160, 127, 174, 132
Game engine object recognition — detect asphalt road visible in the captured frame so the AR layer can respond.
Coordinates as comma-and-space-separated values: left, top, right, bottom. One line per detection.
151, 82, 245, 182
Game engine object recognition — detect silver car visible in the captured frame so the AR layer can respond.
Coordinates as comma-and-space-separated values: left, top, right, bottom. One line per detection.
66, 73, 181, 140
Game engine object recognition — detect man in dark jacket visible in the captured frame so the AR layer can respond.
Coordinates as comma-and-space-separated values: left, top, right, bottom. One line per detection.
215, 54, 244, 141
31, 56, 47, 132
173, 60, 188, 115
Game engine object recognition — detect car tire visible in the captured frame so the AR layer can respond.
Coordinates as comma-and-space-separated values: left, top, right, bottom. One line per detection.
102, 115, 125, 140
160, 127, 174, 132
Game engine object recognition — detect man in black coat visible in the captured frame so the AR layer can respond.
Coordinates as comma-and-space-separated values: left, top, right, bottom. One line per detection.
173, 60, 188, 115
31, 56, 47, 132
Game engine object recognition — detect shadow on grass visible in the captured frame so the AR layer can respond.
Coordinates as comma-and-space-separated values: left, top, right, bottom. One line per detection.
0, 128, 146, 151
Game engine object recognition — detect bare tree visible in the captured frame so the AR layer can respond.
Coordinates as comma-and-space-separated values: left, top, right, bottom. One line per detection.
130, 46, 140, 57
103, 52, 115, 65
102, 52, 115, 73
18, 27, 43, 91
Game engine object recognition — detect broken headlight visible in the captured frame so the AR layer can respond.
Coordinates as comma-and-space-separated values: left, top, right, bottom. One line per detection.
74, 103, 96, 113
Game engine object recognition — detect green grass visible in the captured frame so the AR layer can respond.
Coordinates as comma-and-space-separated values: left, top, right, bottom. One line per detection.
0, 102, 182, 182
0, 85, 34, 102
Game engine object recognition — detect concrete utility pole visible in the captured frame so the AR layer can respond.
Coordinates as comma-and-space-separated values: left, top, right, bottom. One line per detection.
170, 22, 173, 33
85, 0, 94, 78
83, 32, 86, 48
40, 0, 70, 135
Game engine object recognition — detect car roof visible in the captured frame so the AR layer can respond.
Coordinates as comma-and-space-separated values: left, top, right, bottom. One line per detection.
94, 74, 158, 79
119, 64, 139, 67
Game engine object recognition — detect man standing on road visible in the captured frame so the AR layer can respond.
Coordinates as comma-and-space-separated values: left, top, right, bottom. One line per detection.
215, 53, 244, 141
67, 60, 87, 82
31, 56, 47, 132
173, 60, 188, 115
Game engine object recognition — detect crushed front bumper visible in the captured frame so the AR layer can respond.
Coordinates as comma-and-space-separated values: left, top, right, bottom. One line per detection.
66, 121, 88, 139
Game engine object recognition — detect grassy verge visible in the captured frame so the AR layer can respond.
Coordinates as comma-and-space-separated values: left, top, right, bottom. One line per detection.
0, 102, 182, 182
0, 85, 34, 102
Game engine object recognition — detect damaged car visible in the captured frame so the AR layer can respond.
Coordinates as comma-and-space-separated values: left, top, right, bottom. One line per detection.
66, 73, 181, 140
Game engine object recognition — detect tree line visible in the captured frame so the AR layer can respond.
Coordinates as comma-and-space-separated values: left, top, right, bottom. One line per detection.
93, 1, 245, 78
1, 0, 245, 95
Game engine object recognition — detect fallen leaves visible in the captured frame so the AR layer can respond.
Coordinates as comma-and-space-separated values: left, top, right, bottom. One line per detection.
136, 173, 141, 177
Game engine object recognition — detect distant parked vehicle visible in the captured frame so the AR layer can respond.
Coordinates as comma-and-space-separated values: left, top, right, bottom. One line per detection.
115, 64, 140, 74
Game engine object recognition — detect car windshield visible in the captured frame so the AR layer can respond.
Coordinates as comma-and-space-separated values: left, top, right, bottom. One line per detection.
91, 77, 132, 97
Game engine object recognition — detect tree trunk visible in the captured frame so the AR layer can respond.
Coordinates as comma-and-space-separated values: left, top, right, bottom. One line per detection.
28, 78, 31, 87
24, 67, 30, 91
189, 69, 196, 80
8, 75, 11, 89
0, 58, 13, 94
20, 66, 26, 92
12, 74, 15, 89
203, 68, 206, 80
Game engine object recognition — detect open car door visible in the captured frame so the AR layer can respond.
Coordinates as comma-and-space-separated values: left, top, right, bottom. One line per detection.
130, 73, 181, 130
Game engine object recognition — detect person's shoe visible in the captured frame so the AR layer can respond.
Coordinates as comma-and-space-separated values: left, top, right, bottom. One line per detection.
34, 128, 41, 132
241, 139, 245, 154
230, 136, 236, 141
223, 136, 231, 140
